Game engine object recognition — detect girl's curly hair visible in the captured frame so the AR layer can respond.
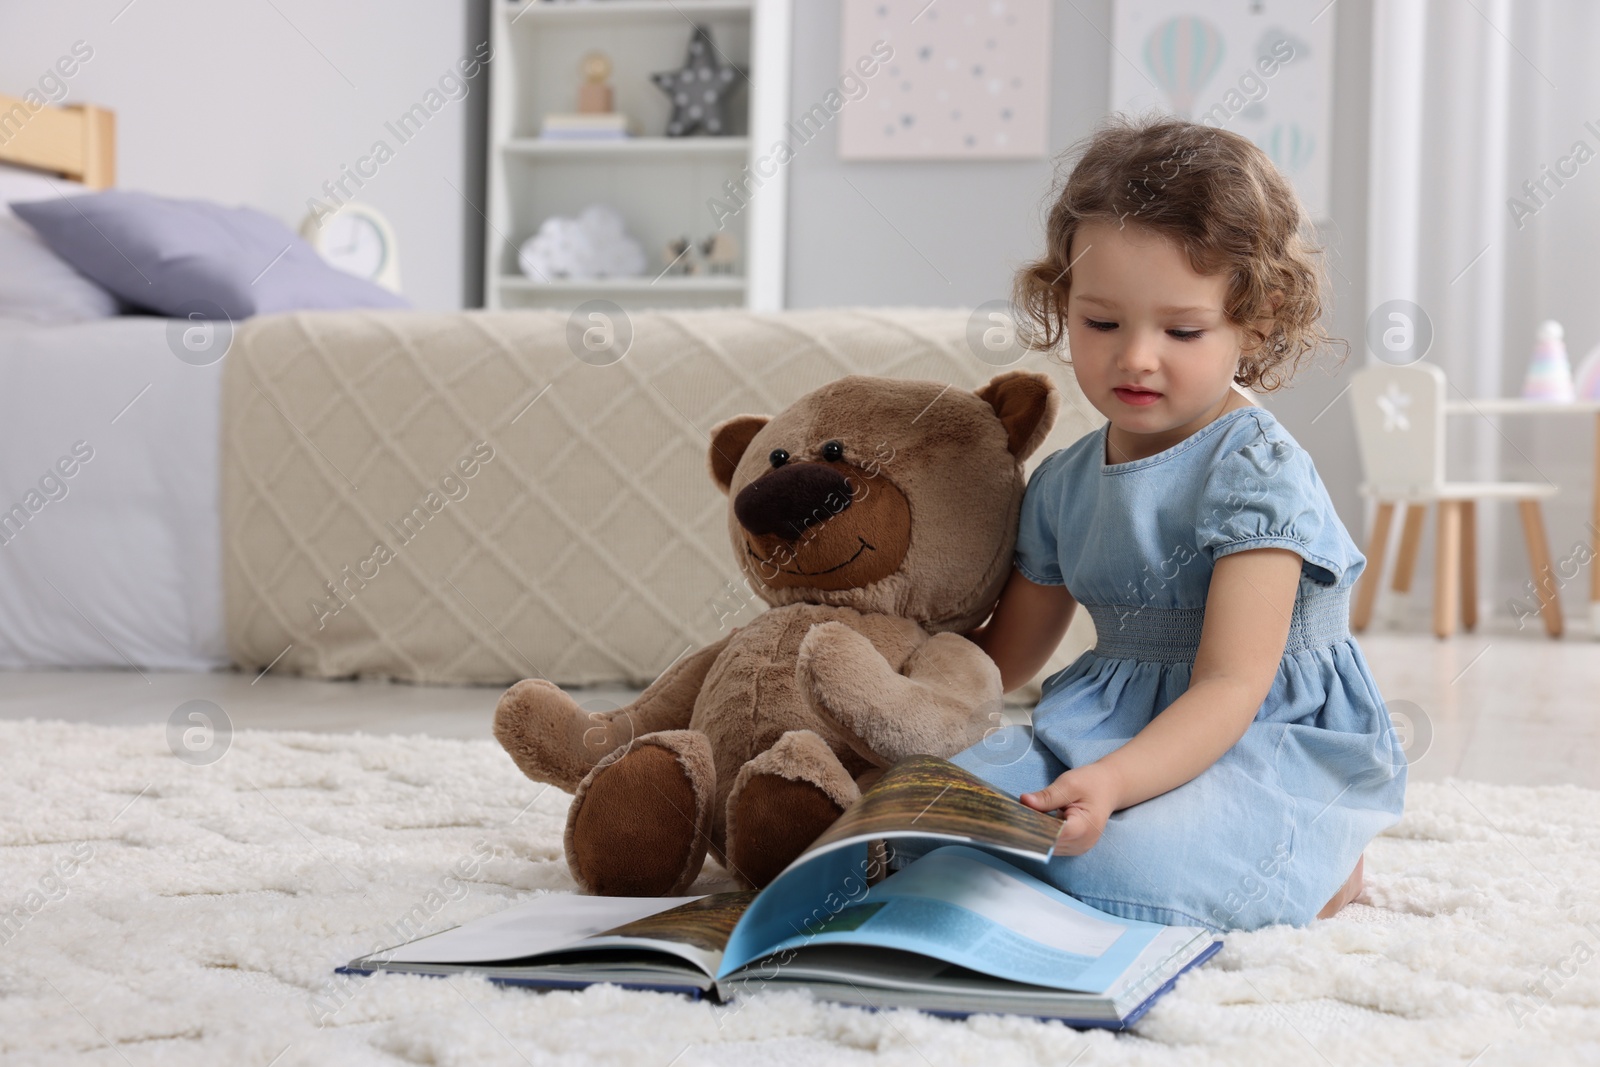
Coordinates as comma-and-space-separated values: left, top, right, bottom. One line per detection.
1014, 112, 1346, 391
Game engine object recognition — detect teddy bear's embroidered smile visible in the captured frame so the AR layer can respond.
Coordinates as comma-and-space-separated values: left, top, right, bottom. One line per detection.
746, 533, 876, 577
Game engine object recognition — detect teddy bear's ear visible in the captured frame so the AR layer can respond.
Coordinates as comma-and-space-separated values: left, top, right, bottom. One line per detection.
707, 413, 770, 494
975, 370, 1059, 462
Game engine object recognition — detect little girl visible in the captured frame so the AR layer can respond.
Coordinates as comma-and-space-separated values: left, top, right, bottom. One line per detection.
955, 115, 1407, 932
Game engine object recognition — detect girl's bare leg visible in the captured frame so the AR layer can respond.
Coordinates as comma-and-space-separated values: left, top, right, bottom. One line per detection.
1317, 854, 1365, 919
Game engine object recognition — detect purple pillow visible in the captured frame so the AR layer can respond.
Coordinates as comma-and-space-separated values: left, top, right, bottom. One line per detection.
10, 190, 408, 320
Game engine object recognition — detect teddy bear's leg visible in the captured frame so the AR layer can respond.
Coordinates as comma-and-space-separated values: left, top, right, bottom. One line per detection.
564, 729, 715, 896
798, 622, 1001, 765
723, 730, 861, 889
494, 632, 731, 793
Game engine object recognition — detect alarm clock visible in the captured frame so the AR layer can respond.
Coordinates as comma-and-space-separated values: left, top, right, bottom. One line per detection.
299, 203, 402, 293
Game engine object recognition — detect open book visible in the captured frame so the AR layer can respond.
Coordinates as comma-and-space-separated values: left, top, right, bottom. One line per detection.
341, 755, 1221, 1028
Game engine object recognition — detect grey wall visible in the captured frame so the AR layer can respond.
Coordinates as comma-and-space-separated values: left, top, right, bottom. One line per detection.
782, 0, 1375, 530
783, 0, 1109, 311
0, 0, 488, 311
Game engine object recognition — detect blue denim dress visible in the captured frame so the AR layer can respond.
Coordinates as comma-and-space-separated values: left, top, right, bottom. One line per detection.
951, 406, 1407, 932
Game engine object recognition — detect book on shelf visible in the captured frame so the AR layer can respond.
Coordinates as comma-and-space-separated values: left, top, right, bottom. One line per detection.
339, 755, 1222, 1029
539, 112, 637, 140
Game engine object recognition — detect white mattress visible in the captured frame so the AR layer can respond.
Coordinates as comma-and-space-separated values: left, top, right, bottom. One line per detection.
0, 317, 227, 671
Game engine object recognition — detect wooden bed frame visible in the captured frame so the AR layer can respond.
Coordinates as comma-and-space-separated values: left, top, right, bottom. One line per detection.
0, 94, 115, 187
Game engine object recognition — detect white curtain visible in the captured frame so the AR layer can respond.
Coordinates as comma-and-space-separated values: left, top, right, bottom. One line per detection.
1366, 0, 1598, 626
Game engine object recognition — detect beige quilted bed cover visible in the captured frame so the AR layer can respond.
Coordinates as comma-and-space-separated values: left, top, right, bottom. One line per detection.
222, 308, 1100, 699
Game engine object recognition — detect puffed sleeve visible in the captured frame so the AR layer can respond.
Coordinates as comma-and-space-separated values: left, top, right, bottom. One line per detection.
1013, 447, 1069, 586
1192, 432, 1362, 586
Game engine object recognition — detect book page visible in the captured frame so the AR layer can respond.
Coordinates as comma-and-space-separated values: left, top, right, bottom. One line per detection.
375, 893, 704, 966
803, 755, 1062, 860
739, 847, 1163, 995
577, 892, 757, 976
720, 755, 1064, 978
871, 847, 1126, 956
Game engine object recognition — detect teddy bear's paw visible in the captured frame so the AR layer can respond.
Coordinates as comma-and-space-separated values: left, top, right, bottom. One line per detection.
724, 730, 861, 889
565, 730, 714, 896
796, 621, 899, 746
493, 677, 634, 793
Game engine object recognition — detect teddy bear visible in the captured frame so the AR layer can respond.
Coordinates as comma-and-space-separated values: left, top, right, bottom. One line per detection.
493, 370, 1060, 896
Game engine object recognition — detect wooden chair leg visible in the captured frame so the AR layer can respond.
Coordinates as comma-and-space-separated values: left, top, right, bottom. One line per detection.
1433, 501, 1460, 639
1392, 503, 1427, 593
1459, 500, 1477, 631
1352, 500, 1395, 633
1518, 499, 1565, 638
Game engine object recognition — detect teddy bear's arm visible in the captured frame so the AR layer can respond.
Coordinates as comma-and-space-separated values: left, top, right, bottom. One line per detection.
494, 631, 734, 792
796, 621, 1001, 766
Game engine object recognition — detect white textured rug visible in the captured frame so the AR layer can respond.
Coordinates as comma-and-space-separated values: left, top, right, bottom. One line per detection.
2, 720, 1598, 1067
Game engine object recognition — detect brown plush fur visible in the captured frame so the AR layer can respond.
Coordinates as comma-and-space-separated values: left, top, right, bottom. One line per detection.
494, 371, 1059, 894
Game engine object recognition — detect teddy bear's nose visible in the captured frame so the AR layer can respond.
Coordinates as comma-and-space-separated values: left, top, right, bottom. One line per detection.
734, 462, 853, 541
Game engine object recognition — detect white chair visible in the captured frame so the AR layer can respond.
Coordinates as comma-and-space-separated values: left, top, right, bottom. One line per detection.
1347, 362, 1563, 638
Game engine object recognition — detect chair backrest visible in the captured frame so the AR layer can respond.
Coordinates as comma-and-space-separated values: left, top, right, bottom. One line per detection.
1348, 361, 1446, 497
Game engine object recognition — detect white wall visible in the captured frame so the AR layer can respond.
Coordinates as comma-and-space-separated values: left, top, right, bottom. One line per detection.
782, 0, 1376, 531
0, 0, 488, 311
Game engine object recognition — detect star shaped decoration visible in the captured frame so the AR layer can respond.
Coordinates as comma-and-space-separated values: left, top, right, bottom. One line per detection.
1376, 382, 1412, 432
652, 25, 739, 137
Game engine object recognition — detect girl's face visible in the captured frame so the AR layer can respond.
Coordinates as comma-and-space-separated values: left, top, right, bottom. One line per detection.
1064, 220, 1256, 460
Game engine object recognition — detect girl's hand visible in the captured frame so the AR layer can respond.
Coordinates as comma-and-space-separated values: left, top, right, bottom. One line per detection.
1020, 761, 1123, 856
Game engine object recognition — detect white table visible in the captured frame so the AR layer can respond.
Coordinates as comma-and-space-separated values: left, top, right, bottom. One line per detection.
1441, 398, 1600, 632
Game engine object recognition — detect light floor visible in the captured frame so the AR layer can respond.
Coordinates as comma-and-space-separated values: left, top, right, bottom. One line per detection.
2, 616, 1595, 789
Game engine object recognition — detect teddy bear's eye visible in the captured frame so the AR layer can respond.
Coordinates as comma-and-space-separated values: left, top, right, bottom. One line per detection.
821, 440, 844, 462
768, 448, 789, 468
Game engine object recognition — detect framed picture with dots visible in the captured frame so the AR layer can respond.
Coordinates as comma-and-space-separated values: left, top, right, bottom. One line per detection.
837, 0, 1052, 161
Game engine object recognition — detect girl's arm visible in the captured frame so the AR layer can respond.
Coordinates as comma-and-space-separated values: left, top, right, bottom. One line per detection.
967, 566, 1077, 693
1021, 546, 1302, 854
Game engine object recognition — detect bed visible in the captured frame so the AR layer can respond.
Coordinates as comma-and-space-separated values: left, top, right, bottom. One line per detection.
0, 100, 1099, 698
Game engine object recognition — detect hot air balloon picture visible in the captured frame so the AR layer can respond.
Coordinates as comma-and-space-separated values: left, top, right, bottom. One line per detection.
1142, 14, 1226, 119
1110, 0, 1334, 222
1263, 121, 1315, 174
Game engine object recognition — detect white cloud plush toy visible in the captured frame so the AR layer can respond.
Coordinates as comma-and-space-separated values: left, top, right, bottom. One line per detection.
518, 205, 647, 281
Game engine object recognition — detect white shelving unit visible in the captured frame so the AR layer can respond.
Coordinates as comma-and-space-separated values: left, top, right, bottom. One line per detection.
484, 0, 790, 311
